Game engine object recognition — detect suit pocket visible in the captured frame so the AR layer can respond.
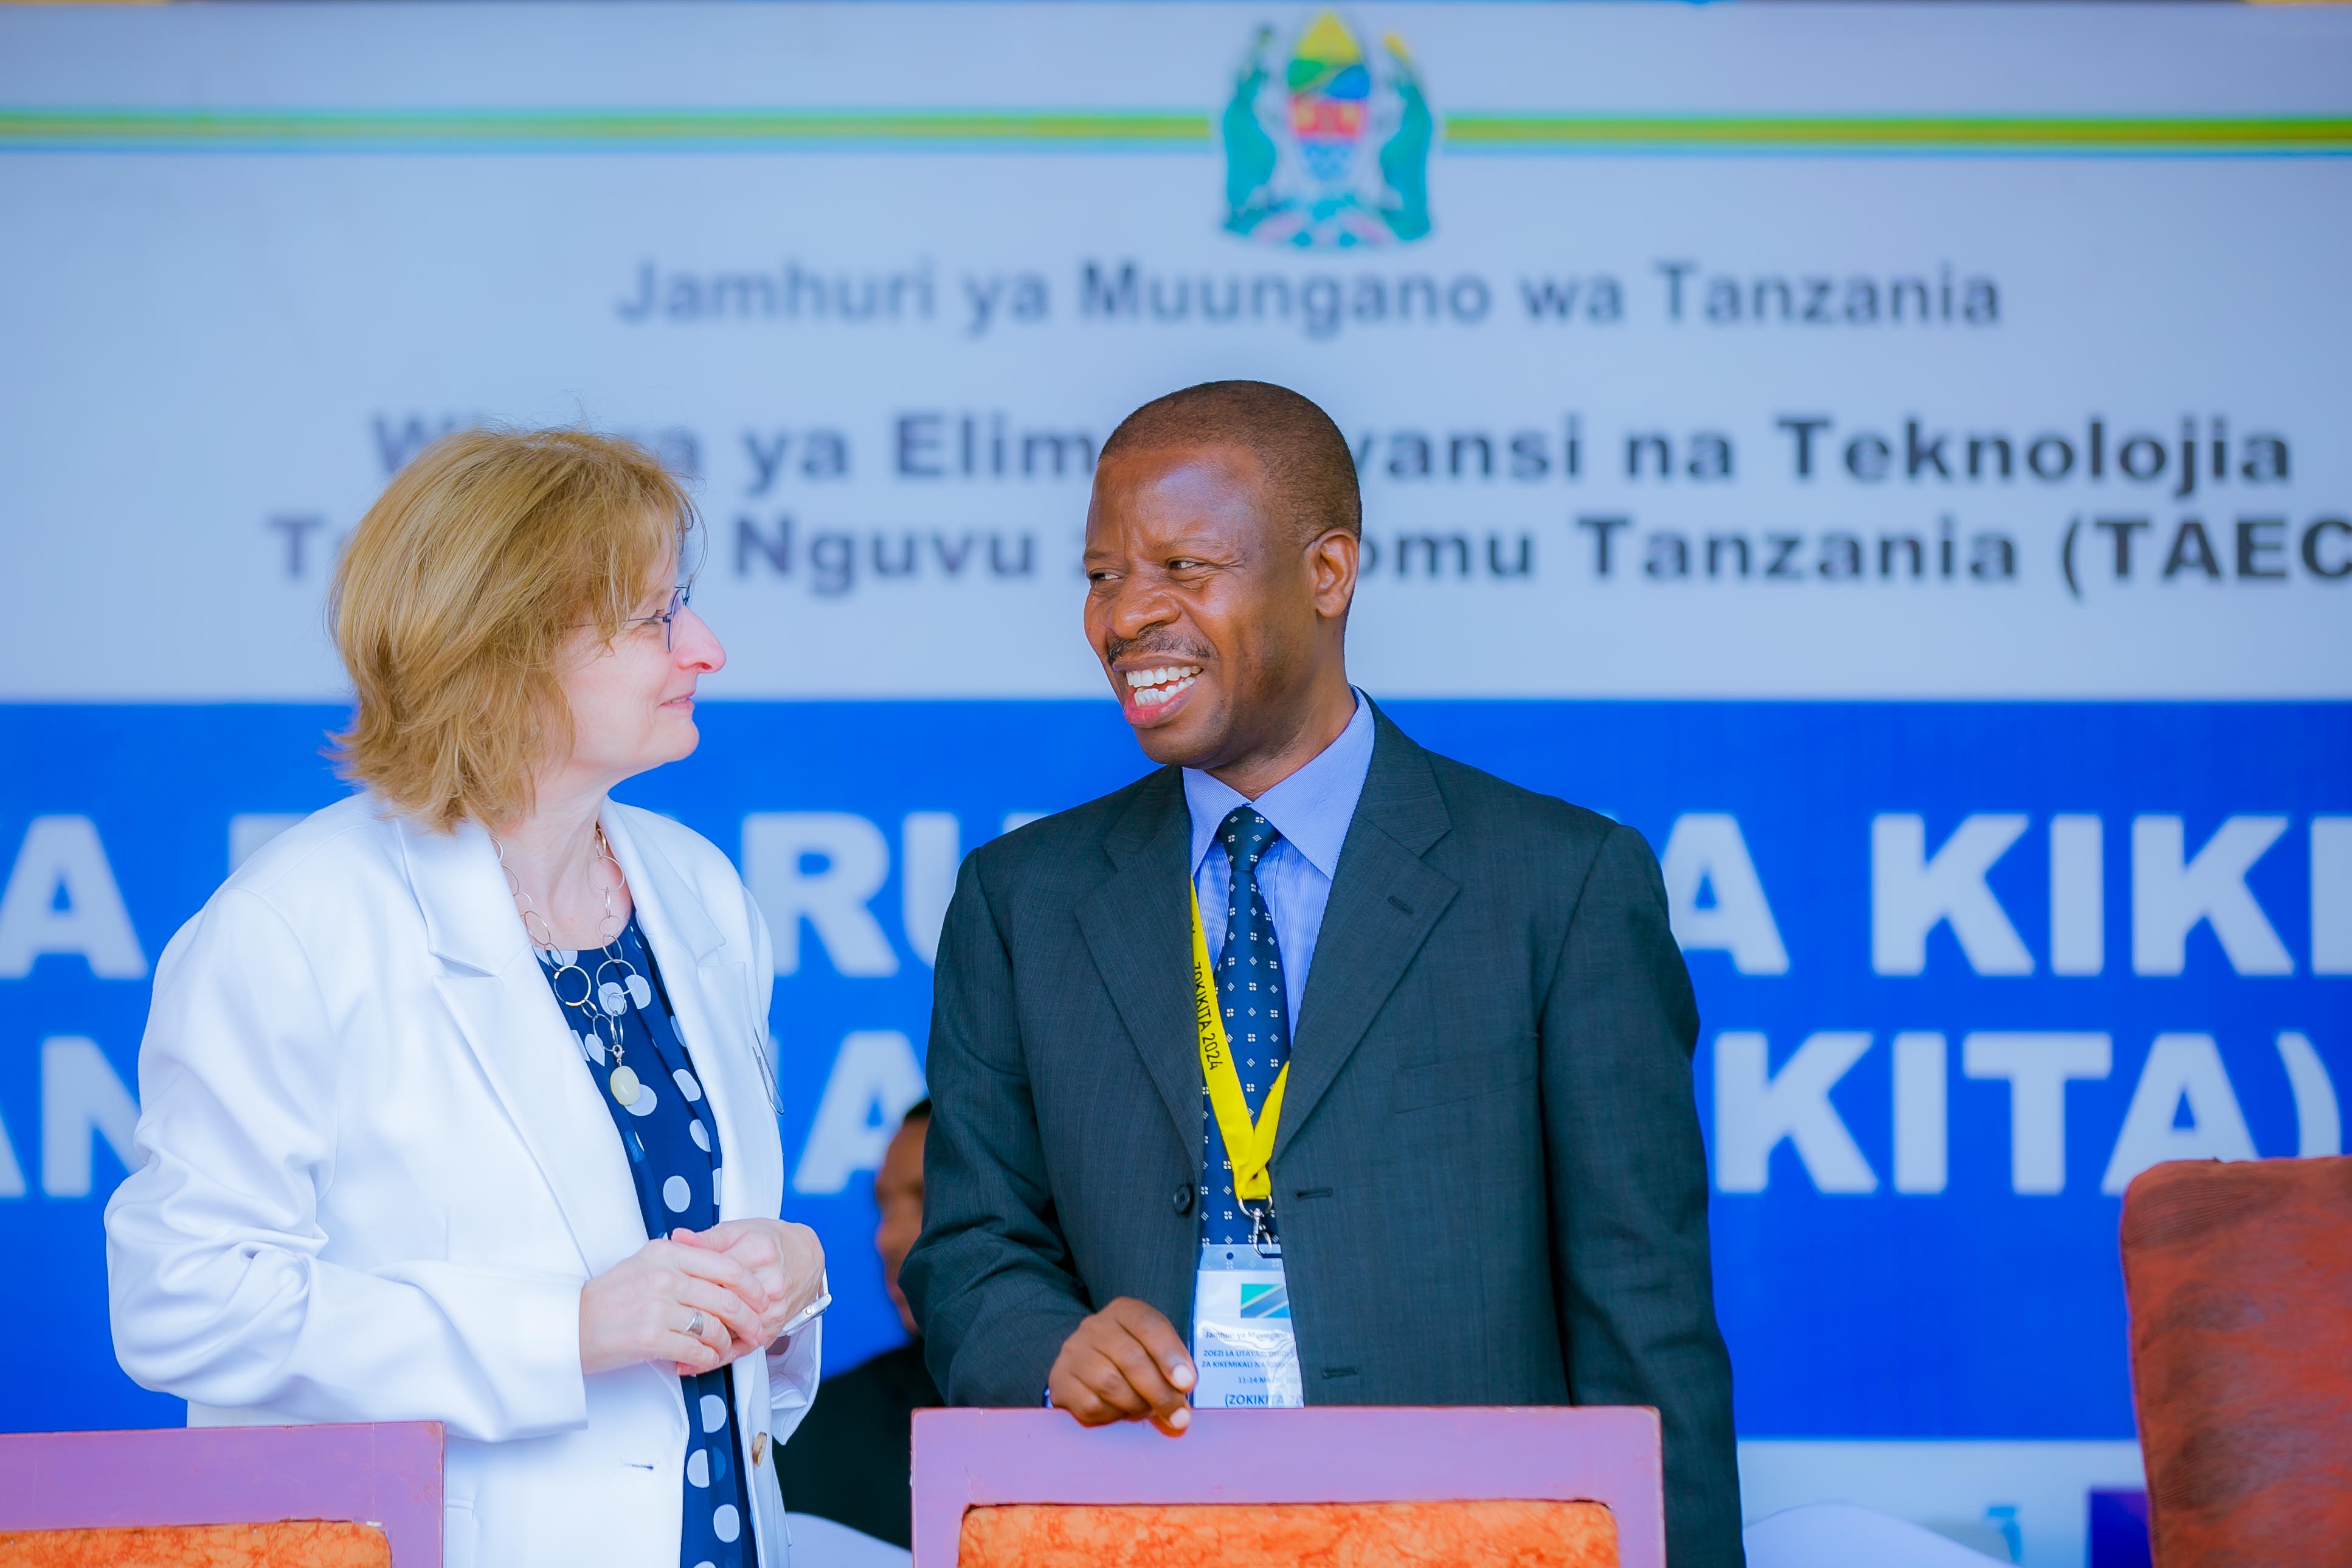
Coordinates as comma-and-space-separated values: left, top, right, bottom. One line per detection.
1392, 1038, 1535, 1112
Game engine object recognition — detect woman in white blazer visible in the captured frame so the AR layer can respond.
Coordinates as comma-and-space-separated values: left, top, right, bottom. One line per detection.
106, 428, 828, 1568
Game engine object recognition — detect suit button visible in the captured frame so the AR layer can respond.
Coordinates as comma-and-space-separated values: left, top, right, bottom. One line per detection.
1172, 1184, 1195, 1215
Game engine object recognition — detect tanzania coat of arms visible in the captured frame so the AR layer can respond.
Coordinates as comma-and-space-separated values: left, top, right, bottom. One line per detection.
1221, 10, 1434, 249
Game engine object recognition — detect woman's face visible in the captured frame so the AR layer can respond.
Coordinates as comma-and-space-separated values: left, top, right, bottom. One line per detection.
553, 568, 725, 793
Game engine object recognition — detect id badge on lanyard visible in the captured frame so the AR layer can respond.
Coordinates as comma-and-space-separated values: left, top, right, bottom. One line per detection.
1185, 886, 1304, 1408
1191, 1237, 1302, 1408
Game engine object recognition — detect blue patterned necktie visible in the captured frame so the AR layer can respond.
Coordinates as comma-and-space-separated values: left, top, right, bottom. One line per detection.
1202, 806, 1290, 1247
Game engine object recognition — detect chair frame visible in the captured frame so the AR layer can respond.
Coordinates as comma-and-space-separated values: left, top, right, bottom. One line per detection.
0, 1420, 443, 1568
911, 1405, 1662, 1568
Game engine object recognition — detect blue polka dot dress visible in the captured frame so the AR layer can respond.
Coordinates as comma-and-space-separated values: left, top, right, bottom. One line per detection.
536, 915, 756, 1568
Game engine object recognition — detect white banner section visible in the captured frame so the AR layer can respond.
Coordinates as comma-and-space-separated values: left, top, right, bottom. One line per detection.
2, 2, 2348, 700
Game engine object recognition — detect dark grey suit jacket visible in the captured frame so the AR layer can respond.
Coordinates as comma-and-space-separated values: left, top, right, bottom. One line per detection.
902, 708, 1743, 1566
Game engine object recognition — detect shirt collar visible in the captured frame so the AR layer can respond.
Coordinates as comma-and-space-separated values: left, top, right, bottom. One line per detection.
1183, 689, 1374, 882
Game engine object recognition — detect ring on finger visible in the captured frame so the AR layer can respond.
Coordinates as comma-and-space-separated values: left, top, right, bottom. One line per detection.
685, 1310, 707, 1340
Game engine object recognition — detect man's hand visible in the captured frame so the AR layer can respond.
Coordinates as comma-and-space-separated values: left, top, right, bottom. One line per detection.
1048, 1297, 1197, 1435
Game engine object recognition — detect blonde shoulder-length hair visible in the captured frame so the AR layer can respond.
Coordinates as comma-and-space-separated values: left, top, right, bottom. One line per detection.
330, 427, 696, 832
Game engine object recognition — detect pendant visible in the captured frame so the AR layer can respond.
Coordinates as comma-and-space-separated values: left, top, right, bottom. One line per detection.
609, 1063, 642, 1105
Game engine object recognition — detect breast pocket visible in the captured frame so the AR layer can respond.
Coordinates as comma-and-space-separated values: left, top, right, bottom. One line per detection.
1391, 1037, 1536, 1113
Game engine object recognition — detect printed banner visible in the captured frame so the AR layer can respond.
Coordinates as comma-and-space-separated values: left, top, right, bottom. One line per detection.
3, 7, 2349, 1564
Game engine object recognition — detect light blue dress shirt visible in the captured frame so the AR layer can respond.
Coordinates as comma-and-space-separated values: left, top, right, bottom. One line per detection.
1181, 690, 1375, 1025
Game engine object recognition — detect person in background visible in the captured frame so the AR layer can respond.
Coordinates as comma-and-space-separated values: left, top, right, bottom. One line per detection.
105, 428, 827, 1568
777, 1100, 943, 1551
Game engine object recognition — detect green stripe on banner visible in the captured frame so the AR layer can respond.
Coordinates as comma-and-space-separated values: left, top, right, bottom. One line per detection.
0, 108, 1217, 150
1444, 114, 2352, 151
1, 108, 2348, 153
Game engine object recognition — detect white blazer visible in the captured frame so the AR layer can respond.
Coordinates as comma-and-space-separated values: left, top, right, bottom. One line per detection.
105, 793, 821, 1568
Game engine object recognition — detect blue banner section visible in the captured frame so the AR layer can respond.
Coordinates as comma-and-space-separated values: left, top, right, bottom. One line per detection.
1, 700, 2344, 1440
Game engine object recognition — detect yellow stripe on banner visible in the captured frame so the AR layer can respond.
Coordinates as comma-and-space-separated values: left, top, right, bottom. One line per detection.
0, 108, 2348, 154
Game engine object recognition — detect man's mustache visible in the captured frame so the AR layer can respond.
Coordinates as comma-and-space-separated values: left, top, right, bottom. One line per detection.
1103, 634, 1214, 666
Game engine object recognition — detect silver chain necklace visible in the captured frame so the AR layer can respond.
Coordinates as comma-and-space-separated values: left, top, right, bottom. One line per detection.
494, 823, 651, 1105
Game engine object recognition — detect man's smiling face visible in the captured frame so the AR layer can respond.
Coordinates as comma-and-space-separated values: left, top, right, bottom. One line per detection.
1082, 443, 1324, 773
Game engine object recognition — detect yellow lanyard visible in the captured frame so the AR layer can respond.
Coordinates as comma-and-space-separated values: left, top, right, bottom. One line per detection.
1189, 888, 1290, 1206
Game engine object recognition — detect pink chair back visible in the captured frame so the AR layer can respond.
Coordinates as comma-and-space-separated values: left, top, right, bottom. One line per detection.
0, 1421, 443, 1567
911, 1406, 1662, 1568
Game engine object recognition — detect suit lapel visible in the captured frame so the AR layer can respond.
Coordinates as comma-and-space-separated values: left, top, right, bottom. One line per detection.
398, 817, 648, 1277
1277, 711, 1459, 1159
600, 807, 781, 1226
1074, 770, 1205, 1166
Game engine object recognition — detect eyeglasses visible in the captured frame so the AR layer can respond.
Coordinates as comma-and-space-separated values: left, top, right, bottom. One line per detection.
623, 585, 693, 651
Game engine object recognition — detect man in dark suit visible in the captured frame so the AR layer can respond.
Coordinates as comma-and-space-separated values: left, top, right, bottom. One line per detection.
902, 381, 1743, 1565
775, 1101, 940, 1549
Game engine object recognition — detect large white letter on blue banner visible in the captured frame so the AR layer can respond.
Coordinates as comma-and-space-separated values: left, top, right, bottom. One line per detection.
1715, 1031, 1876, 1195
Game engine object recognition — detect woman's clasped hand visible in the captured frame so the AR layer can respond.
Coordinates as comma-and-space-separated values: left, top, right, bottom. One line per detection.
675, 1218, 829, 1349
578, 1218, 825, 1377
